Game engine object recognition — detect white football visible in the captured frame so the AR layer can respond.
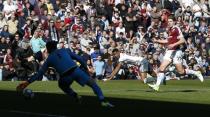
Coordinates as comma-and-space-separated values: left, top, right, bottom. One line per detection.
23, 89, 34, 99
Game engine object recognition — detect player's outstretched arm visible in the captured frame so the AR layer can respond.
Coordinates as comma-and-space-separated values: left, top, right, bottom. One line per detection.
16, 60, 49, 91
153, 38, 168, 44
107, 63, 122, 80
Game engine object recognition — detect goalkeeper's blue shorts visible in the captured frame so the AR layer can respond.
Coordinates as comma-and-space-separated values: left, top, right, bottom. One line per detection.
59, 67, 90, 86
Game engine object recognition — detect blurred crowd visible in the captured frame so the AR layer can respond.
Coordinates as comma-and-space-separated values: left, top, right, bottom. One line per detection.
0, 0, 209, 81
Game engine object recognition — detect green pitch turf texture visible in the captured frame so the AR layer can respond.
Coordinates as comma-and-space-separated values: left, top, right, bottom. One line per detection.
0, 80, 210, 116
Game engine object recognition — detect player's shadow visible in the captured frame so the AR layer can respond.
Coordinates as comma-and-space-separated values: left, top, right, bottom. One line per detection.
173, 89, 198, 92
0, 90, 210, 117
146, 89, 199, 93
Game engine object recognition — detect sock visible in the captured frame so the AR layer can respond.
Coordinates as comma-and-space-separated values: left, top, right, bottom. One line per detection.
185, 69, 197, 75
87, 82, 105, 101
156, 72, 165, 86
143, 79, 147, 84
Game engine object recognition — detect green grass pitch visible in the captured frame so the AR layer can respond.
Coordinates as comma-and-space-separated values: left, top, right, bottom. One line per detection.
0, 80, 210, 116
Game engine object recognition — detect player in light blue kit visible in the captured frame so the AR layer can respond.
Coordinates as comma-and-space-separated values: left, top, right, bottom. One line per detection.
17, 41, 113, 107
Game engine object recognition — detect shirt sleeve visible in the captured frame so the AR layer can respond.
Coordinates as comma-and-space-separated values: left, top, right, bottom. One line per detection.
67, 49, 87, 68
118, 53, 126, 62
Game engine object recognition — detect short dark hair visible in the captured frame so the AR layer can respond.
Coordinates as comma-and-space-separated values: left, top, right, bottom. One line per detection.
168, 15, 176, 21
46, 41, 58, 53
112, 48, 119, 53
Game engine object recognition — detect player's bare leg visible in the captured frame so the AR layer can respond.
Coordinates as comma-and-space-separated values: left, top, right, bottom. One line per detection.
148, 70, 160, 84
138, 72, 147, 83
148, 60, 171, 91
175, 64, 204, 82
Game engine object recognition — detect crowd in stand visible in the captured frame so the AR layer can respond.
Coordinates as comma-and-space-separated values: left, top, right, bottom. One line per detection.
0, 0, 209, 81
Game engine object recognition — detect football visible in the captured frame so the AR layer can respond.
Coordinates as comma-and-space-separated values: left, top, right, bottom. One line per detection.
23, 89, 35, 99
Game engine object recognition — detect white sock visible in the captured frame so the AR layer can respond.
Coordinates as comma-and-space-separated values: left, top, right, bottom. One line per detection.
156, 72, 165, 86
143, 79, 147, 84
185, 69, 196, 75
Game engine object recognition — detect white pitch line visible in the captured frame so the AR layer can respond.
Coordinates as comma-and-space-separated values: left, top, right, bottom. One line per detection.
33, 88, 210, 93
9, 110, 70, 117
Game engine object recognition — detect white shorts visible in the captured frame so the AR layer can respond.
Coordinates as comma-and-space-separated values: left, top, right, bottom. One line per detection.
163, 50, 183, 64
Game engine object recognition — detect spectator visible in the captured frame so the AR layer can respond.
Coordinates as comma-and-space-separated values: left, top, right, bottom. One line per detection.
91, 45, 101, 63
3, 48, 13, 69
3, 0, 17, 19
93, 55, 105, 80
0, 13, 7, 31
80, 33, 92, 51
49, 19, 59, 42
29, 30, 46, 62
7, 13, 18, 35
115, 22, 125, 38
0, 0, 4, 12
0, 25, 11, 38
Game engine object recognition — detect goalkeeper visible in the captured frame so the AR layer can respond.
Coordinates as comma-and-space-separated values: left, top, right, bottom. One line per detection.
17, 41, 113, 107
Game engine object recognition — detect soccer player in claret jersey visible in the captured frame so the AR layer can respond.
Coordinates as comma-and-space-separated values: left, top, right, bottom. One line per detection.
148, 16, 204, 91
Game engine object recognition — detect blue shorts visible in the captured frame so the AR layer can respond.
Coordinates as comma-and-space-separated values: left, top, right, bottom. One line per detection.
60, 67, 90, 86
